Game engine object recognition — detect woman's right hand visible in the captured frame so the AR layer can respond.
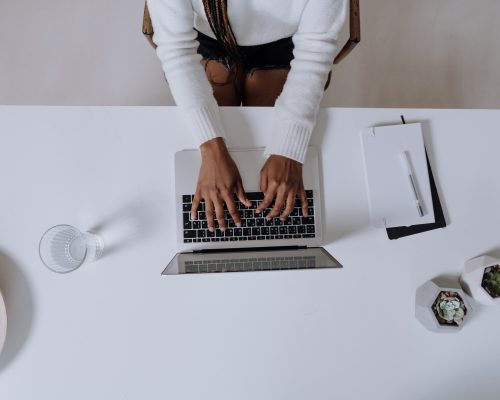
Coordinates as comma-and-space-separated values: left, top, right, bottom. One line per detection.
191, 138, 251, 231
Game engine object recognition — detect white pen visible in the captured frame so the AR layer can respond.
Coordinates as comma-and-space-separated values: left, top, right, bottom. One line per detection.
399, 151, 424, 217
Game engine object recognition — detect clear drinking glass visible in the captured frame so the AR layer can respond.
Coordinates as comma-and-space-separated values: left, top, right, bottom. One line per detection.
39, 225, 104, 273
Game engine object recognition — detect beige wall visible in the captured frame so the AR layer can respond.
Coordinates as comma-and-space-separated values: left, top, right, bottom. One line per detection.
1, 0, 499, 108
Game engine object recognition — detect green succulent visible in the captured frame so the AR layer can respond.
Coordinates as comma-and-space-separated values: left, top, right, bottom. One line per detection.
432, 291, 467, 326
437, 299, 465, 325
482, 265, 500, 298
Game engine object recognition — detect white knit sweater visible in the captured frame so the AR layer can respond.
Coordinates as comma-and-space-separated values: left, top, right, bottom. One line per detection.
147, 0, 347, 163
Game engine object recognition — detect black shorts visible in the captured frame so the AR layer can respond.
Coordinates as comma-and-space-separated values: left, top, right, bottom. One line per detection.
196, 30, 294, 73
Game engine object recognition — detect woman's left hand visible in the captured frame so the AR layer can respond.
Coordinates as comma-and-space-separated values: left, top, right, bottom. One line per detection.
256, 155, 308, 220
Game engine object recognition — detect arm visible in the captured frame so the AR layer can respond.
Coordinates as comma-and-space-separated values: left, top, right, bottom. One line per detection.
147, 0, 250, 229
265, 0, 348, 164
258, 0, 347, 220
146, 0, 226, 145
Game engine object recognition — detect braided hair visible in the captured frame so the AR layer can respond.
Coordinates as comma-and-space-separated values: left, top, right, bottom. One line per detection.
202, 0, 240, 85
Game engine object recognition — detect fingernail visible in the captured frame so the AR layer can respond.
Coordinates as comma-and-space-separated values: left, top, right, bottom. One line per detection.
221, 227, 226, 232
209, 227, 214, 232
237, 222, 242, 227
255, 210, 261, 214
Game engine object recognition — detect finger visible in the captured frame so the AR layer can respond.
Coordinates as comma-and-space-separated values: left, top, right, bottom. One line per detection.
280, 190, 296, 220
260, 169, 268, 194
236, 180, 251, 208
256, 181, 278, 213
300, 187, 308, 217
266, 187, 287, 220
205, 200, 215, 231
223, 192, 242, 227
213, 194, 227, 231
191, 192, 201, 220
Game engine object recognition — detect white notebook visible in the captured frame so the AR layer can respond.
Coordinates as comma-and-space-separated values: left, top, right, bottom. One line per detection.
361, 123, 435, 228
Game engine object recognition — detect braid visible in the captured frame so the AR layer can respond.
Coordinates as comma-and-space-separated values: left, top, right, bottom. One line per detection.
202, 0, 241, 87
202, 0, 240, 59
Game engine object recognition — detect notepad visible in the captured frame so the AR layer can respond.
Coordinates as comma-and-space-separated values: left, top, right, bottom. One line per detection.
361, 123, 435, 228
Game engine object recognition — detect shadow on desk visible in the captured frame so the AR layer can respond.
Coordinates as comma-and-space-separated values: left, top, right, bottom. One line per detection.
89, 198, 164, 259
0, 250, 34, 372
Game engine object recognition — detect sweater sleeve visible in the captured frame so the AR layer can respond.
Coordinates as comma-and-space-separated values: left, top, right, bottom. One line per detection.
146, 0, 227, 146
264, 0, 347, 163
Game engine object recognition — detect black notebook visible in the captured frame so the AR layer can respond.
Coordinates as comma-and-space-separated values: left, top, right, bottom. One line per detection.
386, 151, 446, 239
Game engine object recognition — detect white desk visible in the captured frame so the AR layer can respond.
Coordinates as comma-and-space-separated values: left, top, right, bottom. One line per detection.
0, 106, 499, 400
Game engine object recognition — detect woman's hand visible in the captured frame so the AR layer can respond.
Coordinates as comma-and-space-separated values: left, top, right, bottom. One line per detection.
256, 155, 308, 220
191, 138, 251, 231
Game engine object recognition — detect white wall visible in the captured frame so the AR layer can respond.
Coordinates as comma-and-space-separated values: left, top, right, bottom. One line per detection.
1, 0, 499, 108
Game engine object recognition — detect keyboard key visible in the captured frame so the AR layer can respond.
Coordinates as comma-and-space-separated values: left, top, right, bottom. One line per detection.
307, 207, 314, 216
225, 229, 234, 237
243, 228, 252, 236
279, 226, 287, 234
303, 234, 315, 238
183, 203, 191, 212
302, 217, 315, 225
261, 227, 270, 235
256, 218, 265, 226
244, 210, 254, 219
234, 228, 242, 236
252, 227, 261, 236
192, 221, 201, 229
247, 192, 264, 200
247, 219, 256, 227
182, 195, 192, 203
270, 227, 279, 235
292, 217, 301, 225
308, 198, 314, 207
306, 190, 313, 198
297, 226, 306, 234
307, 226, 315, 234
184, 230, 196, 238
197, 230, 206, 238
288, 226, 297, 234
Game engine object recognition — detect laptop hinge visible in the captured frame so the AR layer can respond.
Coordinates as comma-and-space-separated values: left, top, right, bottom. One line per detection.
192, 245, 307, 254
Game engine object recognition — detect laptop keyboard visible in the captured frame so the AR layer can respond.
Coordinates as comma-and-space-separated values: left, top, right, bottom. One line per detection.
184, 256, 317, 273
182, 191, 316, 243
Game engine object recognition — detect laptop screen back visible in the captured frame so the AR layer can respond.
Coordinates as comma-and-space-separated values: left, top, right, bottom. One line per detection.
162, 247, 341, 275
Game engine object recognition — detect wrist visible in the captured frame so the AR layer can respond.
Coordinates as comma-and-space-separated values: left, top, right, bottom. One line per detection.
200, 137, 227, 158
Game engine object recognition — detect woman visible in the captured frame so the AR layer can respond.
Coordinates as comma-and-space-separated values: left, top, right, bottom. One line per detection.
147, 0, 346, 232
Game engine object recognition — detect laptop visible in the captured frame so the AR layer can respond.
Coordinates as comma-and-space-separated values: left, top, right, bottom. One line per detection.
162, 147, 342, 275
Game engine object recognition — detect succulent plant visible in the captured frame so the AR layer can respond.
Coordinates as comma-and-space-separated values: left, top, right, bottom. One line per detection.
432, 291, 467, 326
481, 265, 500, 298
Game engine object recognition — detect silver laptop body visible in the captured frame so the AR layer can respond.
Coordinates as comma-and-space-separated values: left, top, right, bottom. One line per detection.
163, 147, 341, 274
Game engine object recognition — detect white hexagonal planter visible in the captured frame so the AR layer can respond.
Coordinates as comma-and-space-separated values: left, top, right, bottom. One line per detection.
415, 278, 473, 333
460, 255, 500, 306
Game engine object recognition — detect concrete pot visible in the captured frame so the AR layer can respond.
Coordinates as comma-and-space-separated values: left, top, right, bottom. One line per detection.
460, 255, 500, 306
415, 278, 473, 333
